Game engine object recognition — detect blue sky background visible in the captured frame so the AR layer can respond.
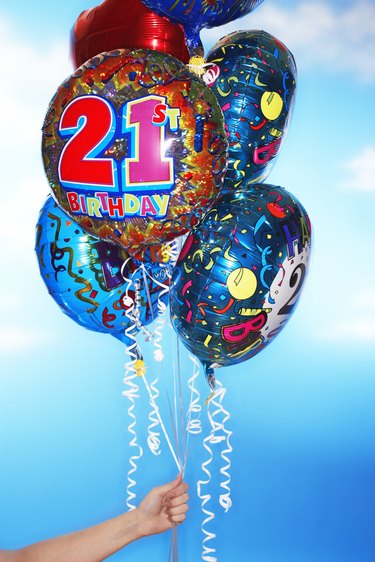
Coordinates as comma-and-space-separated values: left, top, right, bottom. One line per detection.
0, 0, 374, 560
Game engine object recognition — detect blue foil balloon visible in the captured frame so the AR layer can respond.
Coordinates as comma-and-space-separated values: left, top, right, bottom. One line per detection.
206, 30, 297, 193
35, 196, 173, 345
141, 0, 263, 53
169, 183, 312, 388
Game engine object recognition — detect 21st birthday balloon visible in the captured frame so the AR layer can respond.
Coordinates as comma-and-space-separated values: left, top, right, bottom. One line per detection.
42, 49, 228, 255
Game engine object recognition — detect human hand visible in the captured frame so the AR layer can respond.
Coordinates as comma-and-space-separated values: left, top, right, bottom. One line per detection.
137, 475, 189, 537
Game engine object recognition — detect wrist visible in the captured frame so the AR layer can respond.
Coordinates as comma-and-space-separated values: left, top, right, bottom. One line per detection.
131, 508, 147, 540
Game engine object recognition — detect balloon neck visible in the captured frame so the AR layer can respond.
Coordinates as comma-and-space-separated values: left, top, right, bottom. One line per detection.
203, 362, 216, 391
183, 26, 204, 58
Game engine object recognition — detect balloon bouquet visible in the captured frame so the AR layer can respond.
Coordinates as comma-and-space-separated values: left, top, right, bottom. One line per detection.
37, 0, 312, 560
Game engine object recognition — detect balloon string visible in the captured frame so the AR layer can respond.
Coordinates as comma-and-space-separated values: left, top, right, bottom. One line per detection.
186, 354, 202, 436
176, 338, 187, 473
141, 374, 181, 472
211, 379, 233, 513
119, 260, 144, 510
140, 263, 155, 325
122, 329, 143, 511
168, 527, 180, 562
166, 329, 191, 562
182, 354, 202, 474
153, 304, 167, 362
197, 400, 217, 562
146, 376, 161, 456
197, 381, 233, 560
141, 265, 171, 454
144, 263, 171, 362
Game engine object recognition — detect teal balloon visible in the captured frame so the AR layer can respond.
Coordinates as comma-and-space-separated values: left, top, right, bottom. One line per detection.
169, 184, 312, 386
206, 30, 297, 192
35, 196, 172, 345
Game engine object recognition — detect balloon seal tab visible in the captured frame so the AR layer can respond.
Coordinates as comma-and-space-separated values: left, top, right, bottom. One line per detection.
187, 55, 207, 78
134, 359, 146, 377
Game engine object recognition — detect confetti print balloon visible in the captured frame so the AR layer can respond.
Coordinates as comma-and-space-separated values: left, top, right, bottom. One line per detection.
36, 196, 173, 345
42, 49, 228, 255
169, 183, 312, 387
206, 30, 297, 192
141, 0, 264, 53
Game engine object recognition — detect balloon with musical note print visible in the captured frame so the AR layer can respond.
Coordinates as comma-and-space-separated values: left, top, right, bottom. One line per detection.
42, 49, 228, 255
141, 0, 264, 54
169, 183, 312, 389
206, 30, 297, 193
35, 196, 173, 345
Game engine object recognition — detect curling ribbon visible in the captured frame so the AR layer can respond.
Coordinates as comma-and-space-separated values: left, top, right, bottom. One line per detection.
210, 379, 233, 512
186, 354, 202, 436
197, 378, 233, 560
197, 414, 217, 562
121, 260, 144, 509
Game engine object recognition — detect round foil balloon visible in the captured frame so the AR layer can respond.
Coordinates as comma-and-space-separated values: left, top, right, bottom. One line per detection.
36, 196, 174, 345
206, 30, 297, 192
42, 49, 228, 254
169, 183, 312, 387
141, 0, 263, 53
72, 0, 190, 68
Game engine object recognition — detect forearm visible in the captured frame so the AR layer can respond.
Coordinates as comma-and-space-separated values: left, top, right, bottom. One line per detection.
12, 510, 143, 562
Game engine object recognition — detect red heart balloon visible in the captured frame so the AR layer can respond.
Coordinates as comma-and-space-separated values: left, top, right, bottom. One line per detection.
71, 0, 190, 68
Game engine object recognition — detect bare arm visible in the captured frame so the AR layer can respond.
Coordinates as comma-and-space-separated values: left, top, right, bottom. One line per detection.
0, 475, 188, 562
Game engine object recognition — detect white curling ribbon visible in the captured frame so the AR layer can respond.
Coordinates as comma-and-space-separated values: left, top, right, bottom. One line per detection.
211, 380, 233, 513
139, 261, 171, 359
153, 305, 167, 362
186, 354, 202, 436
146, 376, 162, 456
122, 352, 144, 511
120, 261, 144, 510
141, 374, 181, 472
197, 381, 233, 561
197, 411, 217, 562
140, 261, 170, 460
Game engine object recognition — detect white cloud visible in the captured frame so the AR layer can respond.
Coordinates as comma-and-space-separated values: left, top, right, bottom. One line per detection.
0, 327, 52, 352
0, 17, 71, 260
323, 318, 375, 342
201, 0, 375, 82
357, 290, 375, 309
315, 289, 375, 343
341, 146, 375, 191
0, 16, 72, 337
0, 295, 24, 311
0, 16, 71, 154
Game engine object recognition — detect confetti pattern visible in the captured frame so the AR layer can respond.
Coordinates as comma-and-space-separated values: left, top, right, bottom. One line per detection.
169, 183, 312, 382
42, 49, 227, 254
35, 196, 174, 345
207, 30, 297, 192
141, 0, 264, 53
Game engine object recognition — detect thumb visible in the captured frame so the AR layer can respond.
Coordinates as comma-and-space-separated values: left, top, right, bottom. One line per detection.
154, 474, 182, 496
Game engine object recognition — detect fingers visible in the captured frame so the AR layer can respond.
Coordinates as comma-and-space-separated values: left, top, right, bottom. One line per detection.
165, 481, 188, 501
169, 512, 187, 526
165, 489, 189, 527
166, 502, 189, 517
154, 474, 182, 496
165, 491, 189, 509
